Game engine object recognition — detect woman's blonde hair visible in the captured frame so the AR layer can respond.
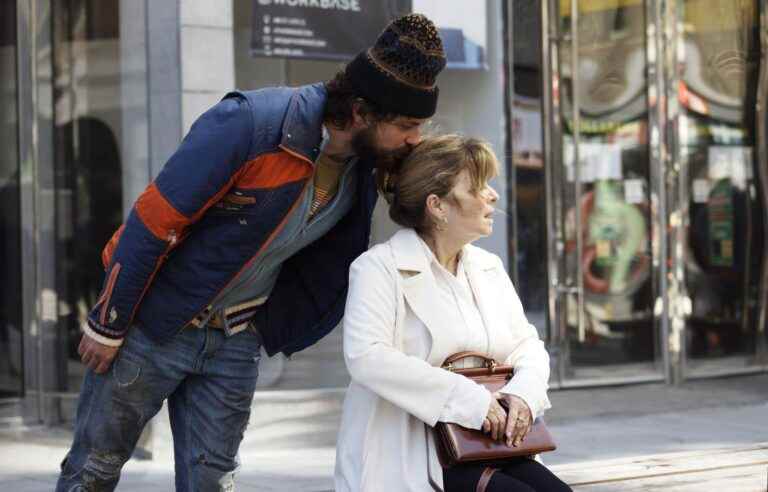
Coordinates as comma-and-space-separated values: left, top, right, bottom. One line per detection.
380, 134, 500, 232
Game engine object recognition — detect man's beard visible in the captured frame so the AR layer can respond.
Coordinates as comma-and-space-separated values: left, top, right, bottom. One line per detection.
351, 124, 414, 173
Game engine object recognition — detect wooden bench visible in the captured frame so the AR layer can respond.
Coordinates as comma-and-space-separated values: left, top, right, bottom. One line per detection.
551, 443, 768, 491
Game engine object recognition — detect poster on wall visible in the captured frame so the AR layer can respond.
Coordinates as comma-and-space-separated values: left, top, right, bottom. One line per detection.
564, 142, 623, 183
250, 0, 487, 69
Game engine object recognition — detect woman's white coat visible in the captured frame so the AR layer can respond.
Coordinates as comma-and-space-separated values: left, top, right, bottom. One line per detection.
334, 229, 551, 491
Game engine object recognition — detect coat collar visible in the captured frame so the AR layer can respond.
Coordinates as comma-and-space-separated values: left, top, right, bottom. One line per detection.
389, 228, 498, 273
390, 228, 431, 273
390, 229, 449, 363
279, 83, 327, 165
388, 229, 503, 364
278, 82, 376, 174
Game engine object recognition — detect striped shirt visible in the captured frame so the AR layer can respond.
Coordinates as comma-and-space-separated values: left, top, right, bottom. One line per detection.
309, 152, 346, 217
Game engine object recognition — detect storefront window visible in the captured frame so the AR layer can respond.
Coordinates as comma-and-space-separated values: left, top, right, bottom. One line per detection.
0, 0, 23, 398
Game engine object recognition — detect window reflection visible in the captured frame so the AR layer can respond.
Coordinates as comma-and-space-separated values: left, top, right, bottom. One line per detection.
0, 0, 22, 397
680, 0, 764, 367
52, 0, 124, 393
559, 0, 656, 373
560, 0, 647, 122
512, 0, 548, 337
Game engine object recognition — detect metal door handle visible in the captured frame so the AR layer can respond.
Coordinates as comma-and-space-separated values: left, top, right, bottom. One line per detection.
556, 285, 581, 295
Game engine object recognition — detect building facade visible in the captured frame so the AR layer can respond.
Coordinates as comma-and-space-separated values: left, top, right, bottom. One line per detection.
1, 0, 766, 427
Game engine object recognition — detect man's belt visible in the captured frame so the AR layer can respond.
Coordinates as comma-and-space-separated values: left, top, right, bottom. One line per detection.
188, 297, 267, 336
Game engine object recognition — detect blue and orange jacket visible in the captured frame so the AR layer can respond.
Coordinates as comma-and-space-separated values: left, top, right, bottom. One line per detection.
88, 83, 378, 356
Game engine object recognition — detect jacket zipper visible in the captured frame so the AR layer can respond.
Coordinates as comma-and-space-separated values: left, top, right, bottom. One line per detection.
278, 144, 316, 168
99, 262, 122, 325
127, 229, 178, 323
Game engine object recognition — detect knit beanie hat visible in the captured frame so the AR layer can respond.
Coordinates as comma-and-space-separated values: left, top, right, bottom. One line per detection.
345, 13, 446, 119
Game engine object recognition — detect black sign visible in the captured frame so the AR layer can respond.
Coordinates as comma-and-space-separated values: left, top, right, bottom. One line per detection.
251, 0, 412, 61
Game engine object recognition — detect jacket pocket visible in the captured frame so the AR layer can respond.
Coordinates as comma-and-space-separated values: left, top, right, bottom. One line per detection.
210, 188, 271, 216
99, 262, 122, 325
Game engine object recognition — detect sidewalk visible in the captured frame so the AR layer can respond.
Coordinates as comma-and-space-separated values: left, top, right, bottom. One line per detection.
1, 374, 766, 491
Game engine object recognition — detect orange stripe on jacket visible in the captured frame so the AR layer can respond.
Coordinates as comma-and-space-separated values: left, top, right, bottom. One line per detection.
104, 152, 309, 260
101, 225, 125, 269
236, 152, 312, 190
136, 167, 251, 240
105, 166, 250, 264
135, 182, 192, 241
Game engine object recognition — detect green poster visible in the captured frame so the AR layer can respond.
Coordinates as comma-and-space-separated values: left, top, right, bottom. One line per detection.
708, 179, 734, 267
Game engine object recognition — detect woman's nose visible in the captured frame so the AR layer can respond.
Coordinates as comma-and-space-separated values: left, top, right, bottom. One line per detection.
487, 187, 499, 202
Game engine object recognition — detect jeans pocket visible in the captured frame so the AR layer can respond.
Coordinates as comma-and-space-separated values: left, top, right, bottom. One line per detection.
113, 355, 141, 387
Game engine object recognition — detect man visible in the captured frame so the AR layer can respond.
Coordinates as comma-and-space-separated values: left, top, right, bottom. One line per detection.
56, 13, 446, 492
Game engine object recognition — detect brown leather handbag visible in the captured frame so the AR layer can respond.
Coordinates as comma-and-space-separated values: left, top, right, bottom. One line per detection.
429, 351, 556, 492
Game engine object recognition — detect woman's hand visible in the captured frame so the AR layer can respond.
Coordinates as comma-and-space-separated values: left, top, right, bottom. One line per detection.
482, 398, 507, 441
497, 393, 533, 447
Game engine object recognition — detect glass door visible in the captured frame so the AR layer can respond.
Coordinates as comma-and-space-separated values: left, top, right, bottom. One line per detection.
546, 0, 665, 385
49, 0, 125, 420
675, 0, 768, 376
0, 0, 24, 400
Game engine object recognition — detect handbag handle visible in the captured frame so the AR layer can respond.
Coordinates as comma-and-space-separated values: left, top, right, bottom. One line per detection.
442, 351, 499, 372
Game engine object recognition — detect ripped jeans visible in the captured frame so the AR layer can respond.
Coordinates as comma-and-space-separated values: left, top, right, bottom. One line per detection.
56, 323, 262, 492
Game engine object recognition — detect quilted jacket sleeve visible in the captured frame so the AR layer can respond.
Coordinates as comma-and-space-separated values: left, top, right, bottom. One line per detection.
83, 95, 254, 345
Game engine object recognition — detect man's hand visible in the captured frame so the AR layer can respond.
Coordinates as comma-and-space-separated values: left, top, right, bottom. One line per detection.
78, 333, 120, 374
497, 393, 533, 448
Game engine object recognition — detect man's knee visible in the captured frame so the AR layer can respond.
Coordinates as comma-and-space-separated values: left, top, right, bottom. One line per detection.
193, 452, 238, 492
83, 450, 130, 485
58, 396, 147, 491
59, 449, 130, 491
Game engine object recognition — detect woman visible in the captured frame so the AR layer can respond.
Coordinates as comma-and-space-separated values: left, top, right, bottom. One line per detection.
334, 135, 571, 491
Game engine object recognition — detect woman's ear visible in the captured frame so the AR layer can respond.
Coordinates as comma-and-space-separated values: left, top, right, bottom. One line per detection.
425, 194, 444, 222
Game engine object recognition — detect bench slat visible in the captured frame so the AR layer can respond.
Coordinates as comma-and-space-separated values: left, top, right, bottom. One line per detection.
551, 443, 768, 488
570, 464, 767, 491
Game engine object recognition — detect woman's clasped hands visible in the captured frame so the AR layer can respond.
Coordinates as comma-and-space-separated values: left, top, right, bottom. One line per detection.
482, 393, 533, 448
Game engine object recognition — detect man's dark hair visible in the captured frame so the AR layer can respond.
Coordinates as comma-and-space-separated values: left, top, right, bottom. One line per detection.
324, 70, 399, 129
